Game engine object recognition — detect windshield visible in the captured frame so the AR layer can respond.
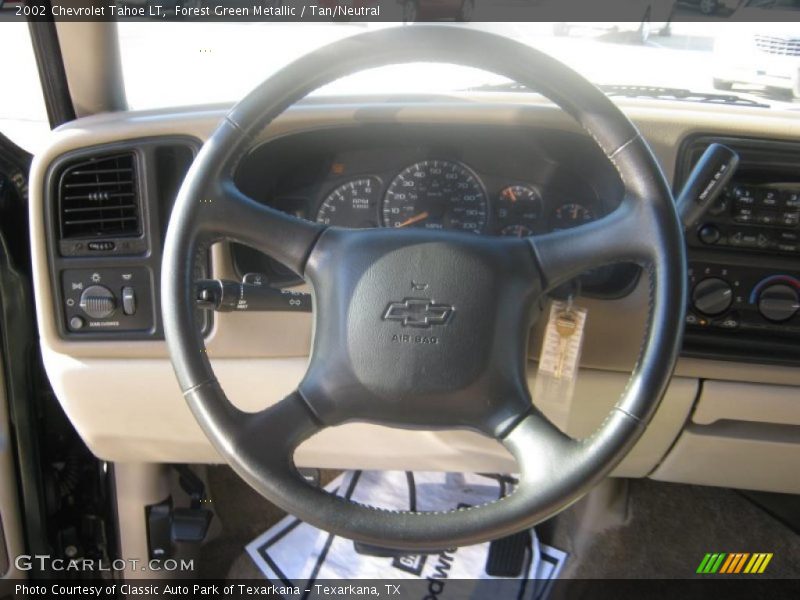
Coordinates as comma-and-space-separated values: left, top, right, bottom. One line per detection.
118, 20, 800, 110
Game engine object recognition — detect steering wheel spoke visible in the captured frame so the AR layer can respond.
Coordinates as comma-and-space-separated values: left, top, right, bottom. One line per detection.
234, 390, 322, 474
529, 196, 654, 292
200, 180, 325, 276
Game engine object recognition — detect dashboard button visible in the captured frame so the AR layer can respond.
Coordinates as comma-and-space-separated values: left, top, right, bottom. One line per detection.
783, 191, 800, 210
756, 212, 778, 225
69, 316, 85, 330
758, 190, 780, 208
781, 212, 800, 226
698, 224, 721, 245
728, 231, 758, 248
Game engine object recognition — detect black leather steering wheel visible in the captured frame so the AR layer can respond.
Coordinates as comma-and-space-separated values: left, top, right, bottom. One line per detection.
162, 26, 686, 551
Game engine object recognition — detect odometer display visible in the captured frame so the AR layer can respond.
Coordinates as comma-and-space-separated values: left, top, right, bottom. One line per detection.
316, 178, 380, 228
382, 160, 488, 233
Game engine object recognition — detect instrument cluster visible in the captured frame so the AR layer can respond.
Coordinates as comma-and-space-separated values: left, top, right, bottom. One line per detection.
232, 124, 632, 293
313, 158, 602, 237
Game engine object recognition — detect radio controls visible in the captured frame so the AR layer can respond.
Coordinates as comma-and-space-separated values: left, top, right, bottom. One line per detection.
79, 285, 117, 319
692, 277, 733, 316
69, 316, 85, 330
758, 283, 799, 322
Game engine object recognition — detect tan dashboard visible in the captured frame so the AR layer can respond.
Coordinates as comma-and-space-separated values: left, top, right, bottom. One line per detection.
29, 95, 800, 493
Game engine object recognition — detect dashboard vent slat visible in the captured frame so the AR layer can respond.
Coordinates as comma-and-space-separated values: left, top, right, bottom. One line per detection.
57, 153, 141, 239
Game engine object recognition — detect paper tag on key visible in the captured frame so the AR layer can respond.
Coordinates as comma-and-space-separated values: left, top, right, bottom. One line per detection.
533, 299, 588, 430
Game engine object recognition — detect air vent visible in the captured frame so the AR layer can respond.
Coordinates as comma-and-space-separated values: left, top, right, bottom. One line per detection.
58, 153, 140, 239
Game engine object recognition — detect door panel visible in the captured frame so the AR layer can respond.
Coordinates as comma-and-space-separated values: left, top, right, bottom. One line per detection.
0, 353, 24, 585
0, 131, 34, 587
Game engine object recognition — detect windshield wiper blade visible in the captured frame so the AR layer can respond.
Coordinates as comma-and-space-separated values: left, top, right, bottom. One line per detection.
468, 82, 531, 93
599, 85, 771, 108
467, 82, 771, 109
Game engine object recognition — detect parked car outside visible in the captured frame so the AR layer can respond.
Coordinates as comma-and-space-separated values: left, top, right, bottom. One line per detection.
554, 0, 678, 44
713, 1, 800, 98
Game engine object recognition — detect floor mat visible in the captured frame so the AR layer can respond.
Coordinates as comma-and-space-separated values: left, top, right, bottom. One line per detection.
202, 467, 799, 581
545, 479, 800, 579
244, 471, 567, 598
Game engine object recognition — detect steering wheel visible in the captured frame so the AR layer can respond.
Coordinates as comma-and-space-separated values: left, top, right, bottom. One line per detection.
162, 26, 685, 551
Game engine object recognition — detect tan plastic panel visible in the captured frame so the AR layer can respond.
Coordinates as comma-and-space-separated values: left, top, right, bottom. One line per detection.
29, 96, 800, 480
54, 22, 127, 116
651, 423, 800, 494
113, 464, 172, 579
0, 348, 25, 584
652, 380, 800, 493
46, 344, 696, 475
691, 380, 800, 427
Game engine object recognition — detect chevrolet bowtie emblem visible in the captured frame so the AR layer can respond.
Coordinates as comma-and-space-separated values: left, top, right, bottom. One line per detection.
383, 298, 454, 328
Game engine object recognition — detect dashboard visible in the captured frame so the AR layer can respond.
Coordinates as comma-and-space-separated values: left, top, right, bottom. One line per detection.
232, 123, 634, 292
27, 97, 800, 498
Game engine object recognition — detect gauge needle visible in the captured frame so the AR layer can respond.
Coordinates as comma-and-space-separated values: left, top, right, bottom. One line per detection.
397, 211, 430, 228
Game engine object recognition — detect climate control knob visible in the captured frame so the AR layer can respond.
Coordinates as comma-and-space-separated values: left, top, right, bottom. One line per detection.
692, 277, 733, 316
79, 285, 117, 319
758, 284, 799, 322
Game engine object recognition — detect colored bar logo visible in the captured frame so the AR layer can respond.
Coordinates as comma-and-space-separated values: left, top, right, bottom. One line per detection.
696, 553, 773, 574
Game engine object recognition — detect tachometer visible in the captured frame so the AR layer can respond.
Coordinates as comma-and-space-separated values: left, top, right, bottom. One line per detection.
316, 178, 381, 228
382, 160, 488, 233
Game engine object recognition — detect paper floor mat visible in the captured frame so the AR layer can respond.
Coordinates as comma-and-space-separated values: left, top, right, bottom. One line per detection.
245, 471, 567, 599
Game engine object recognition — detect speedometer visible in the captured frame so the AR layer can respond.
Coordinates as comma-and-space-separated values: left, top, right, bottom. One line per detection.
316, 178, 380, 228
382, 160, 488, 233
